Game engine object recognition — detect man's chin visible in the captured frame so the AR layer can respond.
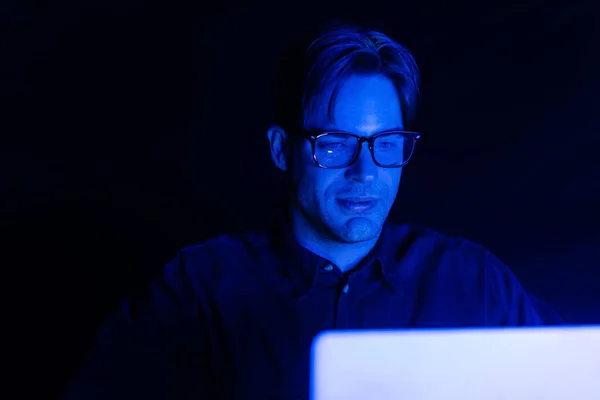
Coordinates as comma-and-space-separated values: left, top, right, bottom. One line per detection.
335, 216, 383, 243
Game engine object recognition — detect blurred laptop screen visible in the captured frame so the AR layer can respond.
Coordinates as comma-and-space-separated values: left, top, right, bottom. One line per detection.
311, 326, 600, 400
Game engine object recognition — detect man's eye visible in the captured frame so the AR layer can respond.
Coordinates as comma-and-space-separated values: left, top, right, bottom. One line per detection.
319, 142, 346, 149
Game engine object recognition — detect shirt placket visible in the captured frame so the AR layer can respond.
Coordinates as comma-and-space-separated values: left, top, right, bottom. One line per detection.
311, 263, 345, 328
334, 273, 356, 329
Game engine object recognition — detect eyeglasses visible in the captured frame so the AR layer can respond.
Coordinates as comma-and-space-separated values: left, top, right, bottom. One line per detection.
298, 129, 421, 169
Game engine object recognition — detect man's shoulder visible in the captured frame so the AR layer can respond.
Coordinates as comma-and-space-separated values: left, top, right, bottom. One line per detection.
163, 230, 270, 282
387, 223, 547, 326
385, 222, 511, 277
387, 222, 491, 258
179, 231, 269, 260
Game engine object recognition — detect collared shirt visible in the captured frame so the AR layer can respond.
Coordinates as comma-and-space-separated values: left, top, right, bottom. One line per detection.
63, 217, 552, 400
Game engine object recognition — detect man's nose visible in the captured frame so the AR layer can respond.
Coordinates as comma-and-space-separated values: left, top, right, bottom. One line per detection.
344, 142, 378, 183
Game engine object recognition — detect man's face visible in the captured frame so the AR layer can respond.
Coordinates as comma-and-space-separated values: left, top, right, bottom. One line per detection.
291, 74, 404, 243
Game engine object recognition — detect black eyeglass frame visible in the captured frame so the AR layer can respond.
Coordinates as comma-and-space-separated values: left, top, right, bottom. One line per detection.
297, 129, 421, 169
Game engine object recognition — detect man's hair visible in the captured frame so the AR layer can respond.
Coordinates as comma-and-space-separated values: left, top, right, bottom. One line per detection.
272, 22, 420, 131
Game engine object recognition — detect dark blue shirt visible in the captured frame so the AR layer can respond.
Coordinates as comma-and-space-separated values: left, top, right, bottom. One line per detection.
63, 218, 551, 400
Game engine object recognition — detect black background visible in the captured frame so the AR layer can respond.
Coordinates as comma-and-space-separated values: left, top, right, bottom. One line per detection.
2, 0, 599, 396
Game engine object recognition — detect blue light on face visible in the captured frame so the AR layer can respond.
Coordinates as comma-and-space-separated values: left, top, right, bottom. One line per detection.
291, 74, 405, 243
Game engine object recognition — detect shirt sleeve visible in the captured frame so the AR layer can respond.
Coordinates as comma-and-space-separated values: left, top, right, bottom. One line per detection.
484, 251, 547, 326
61, 252, 211, 400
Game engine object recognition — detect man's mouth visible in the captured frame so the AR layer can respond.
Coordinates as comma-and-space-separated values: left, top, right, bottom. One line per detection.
336, 197, 378, 213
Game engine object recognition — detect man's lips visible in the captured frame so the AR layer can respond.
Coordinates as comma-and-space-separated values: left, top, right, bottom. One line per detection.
336, 196, 379, 202
336, 197, 379, 212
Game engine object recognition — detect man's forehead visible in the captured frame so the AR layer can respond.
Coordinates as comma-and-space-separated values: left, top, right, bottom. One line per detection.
304, 74, 403, 132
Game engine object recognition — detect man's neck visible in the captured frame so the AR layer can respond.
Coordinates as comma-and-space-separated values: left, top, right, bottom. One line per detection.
288, 206, 379, 273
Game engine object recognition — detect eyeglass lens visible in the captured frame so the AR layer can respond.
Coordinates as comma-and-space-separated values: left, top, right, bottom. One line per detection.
314, 133, 414, 168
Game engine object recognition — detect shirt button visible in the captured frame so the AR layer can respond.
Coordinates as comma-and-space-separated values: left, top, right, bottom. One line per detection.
323, 264, 334, 272
343, 284, 350, 294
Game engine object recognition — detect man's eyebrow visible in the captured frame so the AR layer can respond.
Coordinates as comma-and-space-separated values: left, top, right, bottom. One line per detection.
310, 127, 407, 134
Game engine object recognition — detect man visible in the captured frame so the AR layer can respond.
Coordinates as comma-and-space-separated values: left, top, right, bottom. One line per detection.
63, 23, 555, 400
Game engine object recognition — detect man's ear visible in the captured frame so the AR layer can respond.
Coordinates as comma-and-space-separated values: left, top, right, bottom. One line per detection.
267, 124, 289, 171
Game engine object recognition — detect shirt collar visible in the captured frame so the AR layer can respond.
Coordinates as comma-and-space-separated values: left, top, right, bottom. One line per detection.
268, 212, 403, 293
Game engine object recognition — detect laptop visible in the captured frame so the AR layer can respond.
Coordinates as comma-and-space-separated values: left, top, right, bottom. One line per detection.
310, 326, 600, 399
